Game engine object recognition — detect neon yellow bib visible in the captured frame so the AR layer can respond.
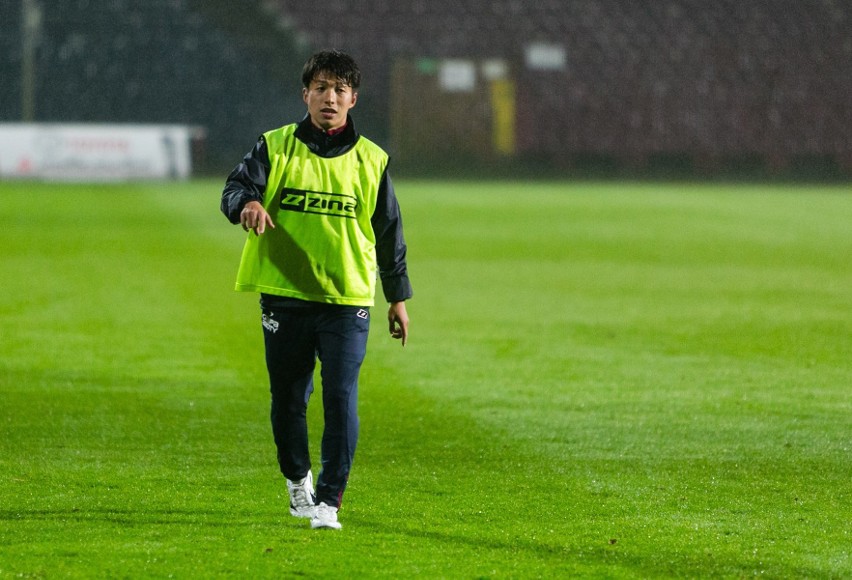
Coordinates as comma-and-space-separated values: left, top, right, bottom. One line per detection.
235, 124, 388, 306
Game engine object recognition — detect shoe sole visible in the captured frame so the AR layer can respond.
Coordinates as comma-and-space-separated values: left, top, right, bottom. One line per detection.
311, 520, 342, 530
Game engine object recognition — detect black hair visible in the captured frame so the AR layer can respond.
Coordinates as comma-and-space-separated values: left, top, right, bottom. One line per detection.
301, 50, 361, 89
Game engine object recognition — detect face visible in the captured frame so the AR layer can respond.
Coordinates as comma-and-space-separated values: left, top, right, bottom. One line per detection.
302, 72, 358, 132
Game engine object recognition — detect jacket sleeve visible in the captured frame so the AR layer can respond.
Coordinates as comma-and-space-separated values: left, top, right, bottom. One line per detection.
371, 169, 413, 303
220, 137, 270, 224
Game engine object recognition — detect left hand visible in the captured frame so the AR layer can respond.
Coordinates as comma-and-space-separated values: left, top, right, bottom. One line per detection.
388, 301, 409, 347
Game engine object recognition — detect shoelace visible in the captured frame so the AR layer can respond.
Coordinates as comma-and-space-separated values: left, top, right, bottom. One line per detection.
315, 504, 336, 519
291, 483, 314, 507
289, 475, 315, 508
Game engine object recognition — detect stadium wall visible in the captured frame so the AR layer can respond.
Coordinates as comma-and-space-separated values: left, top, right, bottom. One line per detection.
2, 1, 850, 180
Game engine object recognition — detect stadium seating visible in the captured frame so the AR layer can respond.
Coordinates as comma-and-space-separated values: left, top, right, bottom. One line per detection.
1, 0, 849, 176
265, 0, 850, 175
0, 0, 302, 170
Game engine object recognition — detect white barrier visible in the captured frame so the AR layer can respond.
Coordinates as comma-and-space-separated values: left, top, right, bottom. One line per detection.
0, 123, 201, 181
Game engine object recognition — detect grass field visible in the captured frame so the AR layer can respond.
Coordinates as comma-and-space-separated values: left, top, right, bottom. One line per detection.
1, 179, 850, 578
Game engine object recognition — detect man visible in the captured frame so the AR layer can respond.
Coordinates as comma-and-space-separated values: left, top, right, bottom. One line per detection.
220, 50, 412, 530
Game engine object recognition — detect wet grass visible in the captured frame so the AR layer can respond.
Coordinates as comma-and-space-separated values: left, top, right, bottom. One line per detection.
0, 179, 850, 578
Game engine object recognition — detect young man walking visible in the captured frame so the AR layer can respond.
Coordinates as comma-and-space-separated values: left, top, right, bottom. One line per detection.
220, 50, 412, 530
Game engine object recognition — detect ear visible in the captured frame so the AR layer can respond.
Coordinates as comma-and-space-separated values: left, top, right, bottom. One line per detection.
302, 87, 309, 105
350, 91, 358, 109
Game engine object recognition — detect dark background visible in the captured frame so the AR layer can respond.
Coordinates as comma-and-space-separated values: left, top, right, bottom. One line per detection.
2, 0, 850, 179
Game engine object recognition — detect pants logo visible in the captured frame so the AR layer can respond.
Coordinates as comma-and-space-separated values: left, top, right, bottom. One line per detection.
262, 313, 279, 333
356, 309, 369, 320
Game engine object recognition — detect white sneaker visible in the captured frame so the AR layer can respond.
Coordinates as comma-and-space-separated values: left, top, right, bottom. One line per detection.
286, 470, 317, 519
311, 502, 342, 530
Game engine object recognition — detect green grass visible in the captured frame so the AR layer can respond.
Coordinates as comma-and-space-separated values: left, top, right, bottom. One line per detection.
1, 179, 850, 578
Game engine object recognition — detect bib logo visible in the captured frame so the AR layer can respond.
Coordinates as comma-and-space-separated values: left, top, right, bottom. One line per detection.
280, 187, 358, 218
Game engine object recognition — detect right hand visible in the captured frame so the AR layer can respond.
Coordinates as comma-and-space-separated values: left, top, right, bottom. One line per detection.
240, 201, 275, 234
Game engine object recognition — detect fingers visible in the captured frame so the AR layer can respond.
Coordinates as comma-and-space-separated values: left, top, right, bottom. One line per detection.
239, 207, 254, 231
389, 322, 407, 346
263, 212, 276, 232
254, 212, 275, 234
240, 205, 275, 234
388, 303, 409, 347
398, 322, 409, 347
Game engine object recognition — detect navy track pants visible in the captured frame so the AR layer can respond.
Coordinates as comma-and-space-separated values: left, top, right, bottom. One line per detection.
261, 302, 369, 508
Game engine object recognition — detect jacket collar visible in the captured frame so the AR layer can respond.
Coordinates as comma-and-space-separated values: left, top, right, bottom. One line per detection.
294, 114, 360, 158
